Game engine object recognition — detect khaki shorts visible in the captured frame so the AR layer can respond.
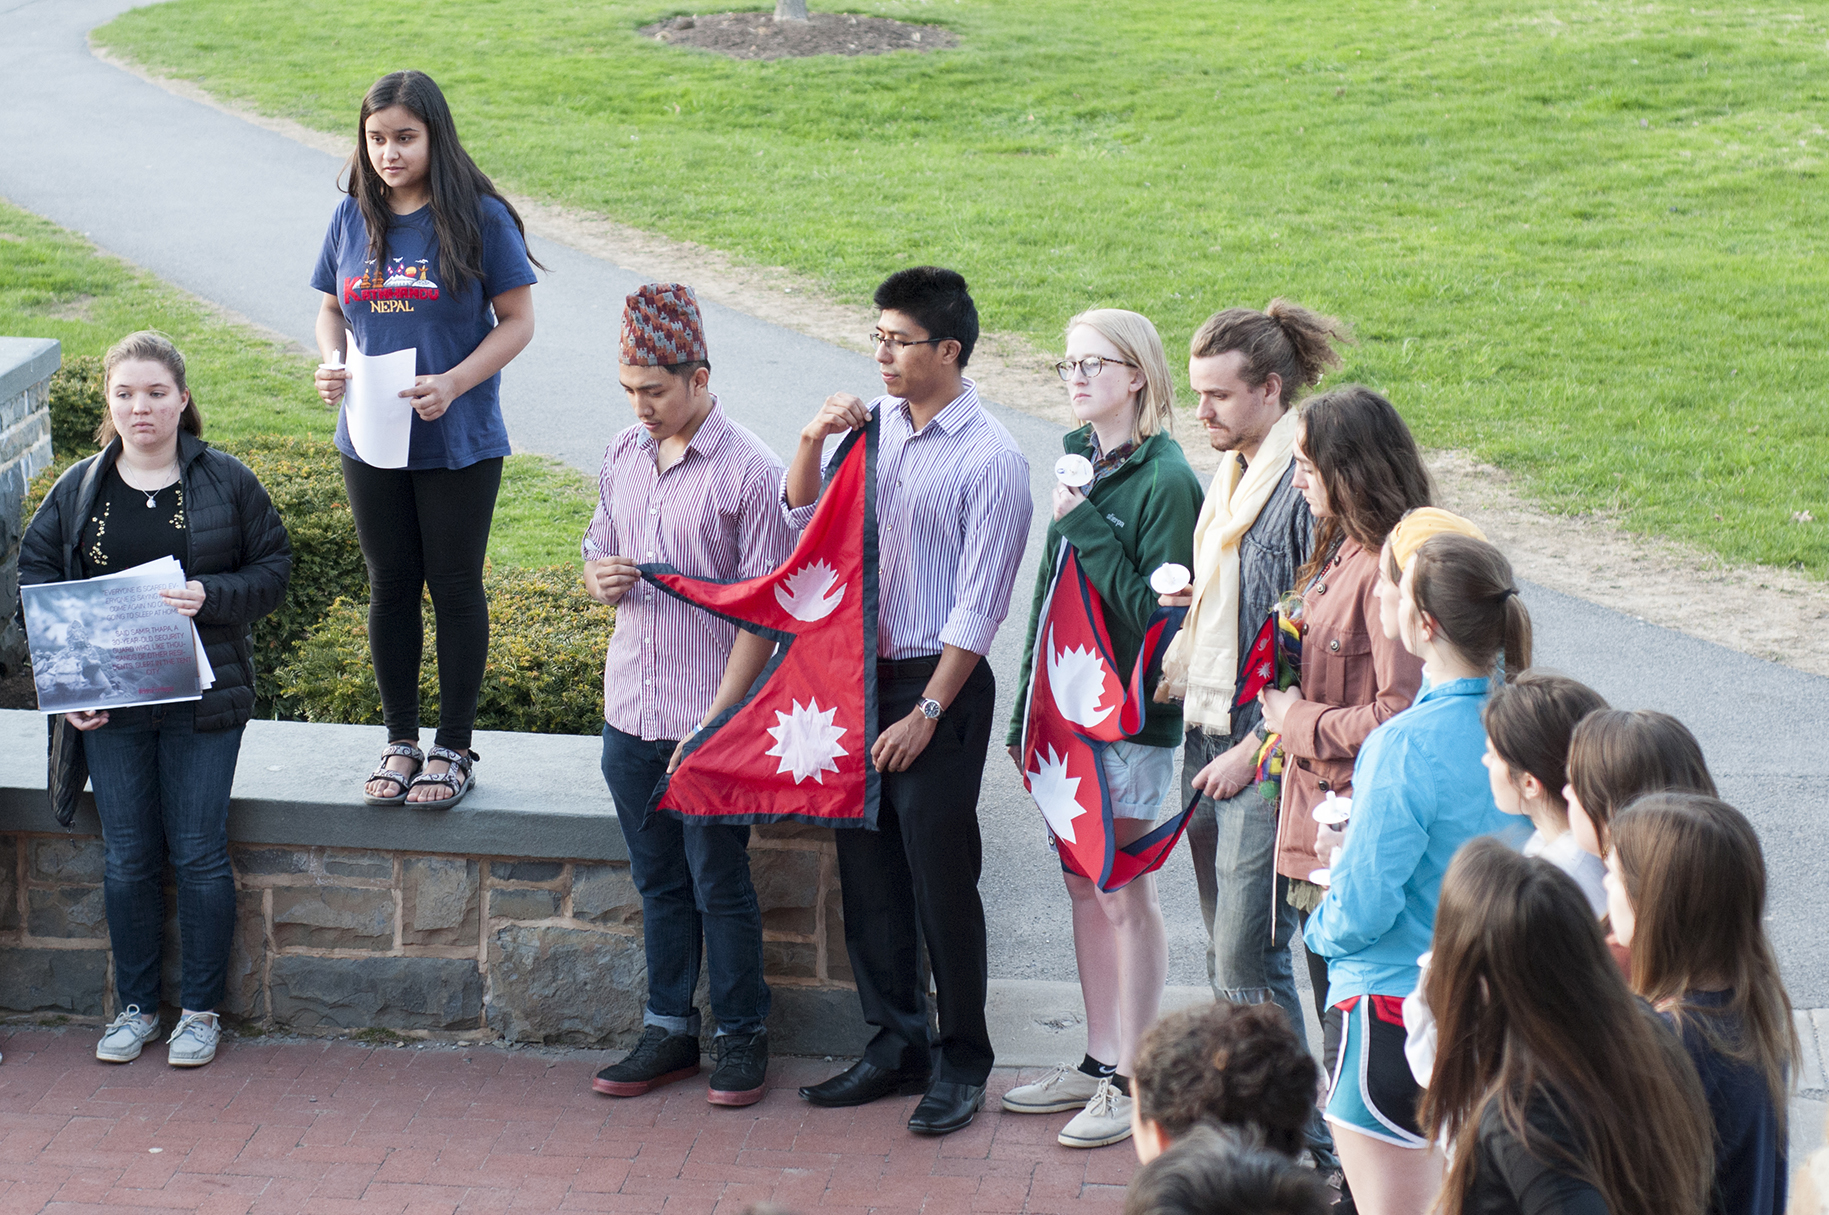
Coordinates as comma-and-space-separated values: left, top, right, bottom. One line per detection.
1101, 739, 1177, 821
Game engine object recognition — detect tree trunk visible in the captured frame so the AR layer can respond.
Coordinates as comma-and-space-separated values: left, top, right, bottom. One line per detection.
774, 0, 809, 21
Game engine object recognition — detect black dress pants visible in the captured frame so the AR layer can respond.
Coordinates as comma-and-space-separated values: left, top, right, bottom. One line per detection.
836, 658, 996, 1086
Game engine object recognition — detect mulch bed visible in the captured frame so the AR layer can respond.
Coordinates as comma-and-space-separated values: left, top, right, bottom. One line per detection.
640, 11, 955, 60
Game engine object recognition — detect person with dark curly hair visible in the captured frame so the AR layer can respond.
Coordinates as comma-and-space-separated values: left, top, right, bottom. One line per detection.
1128, 1000, 1322, 1163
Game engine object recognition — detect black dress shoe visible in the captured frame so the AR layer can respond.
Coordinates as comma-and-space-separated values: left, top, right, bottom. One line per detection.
907, 1081, 986, 1135
799, 1059, 931, 1107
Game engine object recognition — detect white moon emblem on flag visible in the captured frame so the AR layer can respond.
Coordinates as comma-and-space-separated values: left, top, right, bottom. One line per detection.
765, 699, 849, 783
1027, 745, 1088, 843
774, 561, 845, 622
1047, 626, 1116, 727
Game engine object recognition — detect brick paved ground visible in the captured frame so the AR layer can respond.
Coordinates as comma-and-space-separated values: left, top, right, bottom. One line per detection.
0, 1027, 1135, 1214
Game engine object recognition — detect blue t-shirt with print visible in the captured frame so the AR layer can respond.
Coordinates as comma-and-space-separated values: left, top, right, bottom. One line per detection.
311, 193, 537, 470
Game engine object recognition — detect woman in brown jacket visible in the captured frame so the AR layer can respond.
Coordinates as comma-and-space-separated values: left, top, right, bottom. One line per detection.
1257, 385, 1432, 1077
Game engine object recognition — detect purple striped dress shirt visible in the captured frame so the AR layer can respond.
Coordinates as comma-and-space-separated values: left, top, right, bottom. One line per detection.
783, 380, 1032, 660
583, 399, 796, 742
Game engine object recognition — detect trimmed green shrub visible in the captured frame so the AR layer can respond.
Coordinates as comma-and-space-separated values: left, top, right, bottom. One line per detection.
227, 435, 366, 683
23, 455, 78, 522
47, 356, 104, 459
275, 565, 612, 736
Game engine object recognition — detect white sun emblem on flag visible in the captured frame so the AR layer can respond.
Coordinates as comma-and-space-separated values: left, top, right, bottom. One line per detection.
1026, 745, 1088, 843
774, 560, 845, 622
764, 698, 849, 784
1047, 626, 1116, 728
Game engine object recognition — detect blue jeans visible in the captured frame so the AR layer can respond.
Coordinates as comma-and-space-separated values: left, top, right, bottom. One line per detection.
82, 703, 243, 1013
1182, 728, 1308, 1046
600, 724, 769, 1037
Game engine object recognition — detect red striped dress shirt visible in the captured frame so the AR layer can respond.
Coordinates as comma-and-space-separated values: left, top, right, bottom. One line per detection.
783, 380, 1032, 660
583, 400, 796, 742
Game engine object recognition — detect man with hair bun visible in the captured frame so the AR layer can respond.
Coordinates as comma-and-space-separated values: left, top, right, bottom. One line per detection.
1155, 300, 1351, 1160
582, 283, 797, 1107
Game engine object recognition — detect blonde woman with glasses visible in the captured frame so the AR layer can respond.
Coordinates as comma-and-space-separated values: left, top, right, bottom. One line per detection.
1001, 309, 1204, 1148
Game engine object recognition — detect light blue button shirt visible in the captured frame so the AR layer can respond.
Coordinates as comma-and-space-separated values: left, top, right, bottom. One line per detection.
1304, 675, 1530, 1005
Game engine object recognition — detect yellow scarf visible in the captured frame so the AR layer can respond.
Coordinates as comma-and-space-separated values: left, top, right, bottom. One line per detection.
1160, 408, 1301, 732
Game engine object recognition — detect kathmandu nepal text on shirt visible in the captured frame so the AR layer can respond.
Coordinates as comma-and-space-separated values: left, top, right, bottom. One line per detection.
311, 194, 538, 471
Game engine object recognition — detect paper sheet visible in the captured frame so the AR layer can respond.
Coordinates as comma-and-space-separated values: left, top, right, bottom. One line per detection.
342, 332, 418, 469
91, 558, 215, 688
193, 624, 215, 689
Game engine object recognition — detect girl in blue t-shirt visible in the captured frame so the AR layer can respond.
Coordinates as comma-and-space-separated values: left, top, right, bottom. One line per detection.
1606, 791, 1800, 1215
311, 69, 541, 808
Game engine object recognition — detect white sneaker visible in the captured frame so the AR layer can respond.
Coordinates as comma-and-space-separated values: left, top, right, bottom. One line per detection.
1057, 1079, 1134, 1149
96, 1006, 162, 1063
166, 1011, 220, 1067
1001, 1062, 1105, 1113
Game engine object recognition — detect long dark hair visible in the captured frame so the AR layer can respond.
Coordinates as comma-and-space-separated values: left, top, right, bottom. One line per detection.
1481, 671, 1610, 827
1421, 839, 1714, 1215
1611, 792, 1799, 1134
351, 71, 544, 295
1566, 709, 1715, 845
1293, 384, 1433, 589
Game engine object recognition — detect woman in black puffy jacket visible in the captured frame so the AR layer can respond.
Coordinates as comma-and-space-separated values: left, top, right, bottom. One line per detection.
19, 331, 290, 1070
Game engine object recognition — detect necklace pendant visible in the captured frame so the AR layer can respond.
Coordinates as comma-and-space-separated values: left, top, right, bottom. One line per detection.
145, 492, 158, 508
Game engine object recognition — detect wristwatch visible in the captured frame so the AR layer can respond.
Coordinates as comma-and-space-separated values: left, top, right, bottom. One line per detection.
917, 697, 945, 721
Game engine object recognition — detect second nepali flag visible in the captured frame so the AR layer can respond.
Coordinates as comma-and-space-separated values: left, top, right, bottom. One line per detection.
1019, 546, 1193, 892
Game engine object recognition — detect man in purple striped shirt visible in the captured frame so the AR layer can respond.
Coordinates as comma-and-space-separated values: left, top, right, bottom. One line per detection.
785, 267, 1032, 1136
580, 284, 796, 1108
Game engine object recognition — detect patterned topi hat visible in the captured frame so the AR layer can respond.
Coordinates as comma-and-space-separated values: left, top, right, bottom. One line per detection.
620, 282, 708, 366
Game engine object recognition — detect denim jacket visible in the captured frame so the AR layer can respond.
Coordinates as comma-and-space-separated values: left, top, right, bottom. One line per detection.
1303, 675, 1528, 1003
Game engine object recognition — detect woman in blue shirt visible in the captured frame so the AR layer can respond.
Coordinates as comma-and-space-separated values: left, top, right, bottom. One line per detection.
310, 70, 540, 807
1304, 510, 1532, 1214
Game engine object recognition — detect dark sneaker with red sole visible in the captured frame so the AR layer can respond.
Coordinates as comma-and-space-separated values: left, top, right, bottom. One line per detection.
592, 1025, 701, 1097
707, 1029, 769, 1106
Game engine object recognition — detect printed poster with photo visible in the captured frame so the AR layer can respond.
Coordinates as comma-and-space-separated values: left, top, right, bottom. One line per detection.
21, 557, 207, 714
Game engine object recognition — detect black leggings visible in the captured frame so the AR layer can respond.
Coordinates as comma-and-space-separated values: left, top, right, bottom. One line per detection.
341, 455, 501, 752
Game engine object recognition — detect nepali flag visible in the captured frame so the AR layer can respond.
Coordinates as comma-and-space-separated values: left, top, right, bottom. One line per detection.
1018, 546, 1193, 891
1232, 612, 1280, 709
637, 416, 880, 828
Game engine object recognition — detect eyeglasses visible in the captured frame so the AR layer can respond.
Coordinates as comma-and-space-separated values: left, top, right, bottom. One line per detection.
869, 332, 953, 352
1054, 355, 1138, 381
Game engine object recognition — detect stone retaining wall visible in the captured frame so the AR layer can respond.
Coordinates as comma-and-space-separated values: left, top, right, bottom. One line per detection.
0, 820, 863, 1054
0, 337, 60, 674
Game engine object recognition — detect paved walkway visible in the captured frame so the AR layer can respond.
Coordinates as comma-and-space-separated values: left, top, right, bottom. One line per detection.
0, 1028, 1133, 1215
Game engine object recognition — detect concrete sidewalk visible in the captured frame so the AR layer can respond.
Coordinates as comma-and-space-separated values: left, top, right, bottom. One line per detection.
0, 1026, 1138, 1215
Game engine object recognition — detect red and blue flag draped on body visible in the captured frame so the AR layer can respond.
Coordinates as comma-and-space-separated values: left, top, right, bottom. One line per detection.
638, 417, 880, 828
1018, 546, 1193, 892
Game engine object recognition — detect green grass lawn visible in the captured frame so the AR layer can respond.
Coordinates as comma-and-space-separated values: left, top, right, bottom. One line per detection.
95, 0, 1829, 574
0, 199, 595, 568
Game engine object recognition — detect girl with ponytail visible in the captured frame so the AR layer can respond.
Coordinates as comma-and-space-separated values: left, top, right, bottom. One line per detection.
1302, 511, 1533, 1214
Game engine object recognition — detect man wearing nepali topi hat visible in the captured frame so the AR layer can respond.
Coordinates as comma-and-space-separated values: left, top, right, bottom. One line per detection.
581, 283, 798, 1107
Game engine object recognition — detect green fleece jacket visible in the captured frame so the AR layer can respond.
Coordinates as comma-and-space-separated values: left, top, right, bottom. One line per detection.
1006, 427, 1205, 750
